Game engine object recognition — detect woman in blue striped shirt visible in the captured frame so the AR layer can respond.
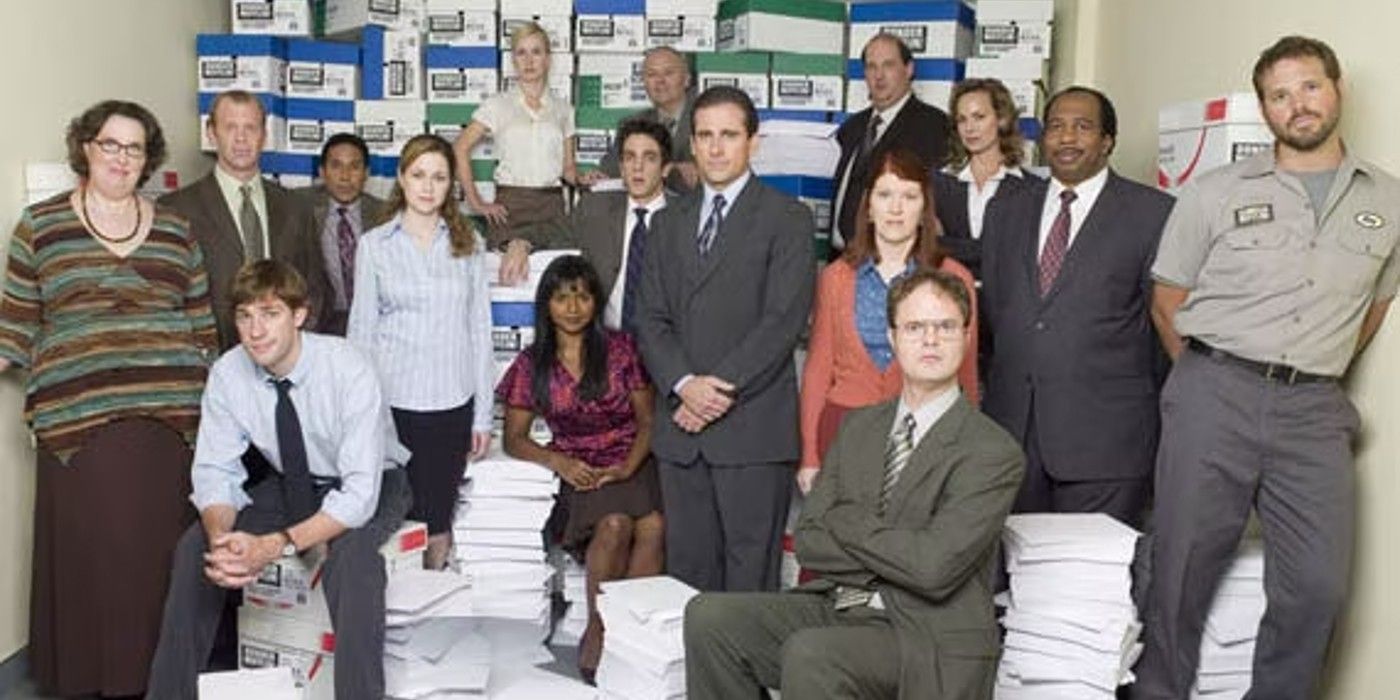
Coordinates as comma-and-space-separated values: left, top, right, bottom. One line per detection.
348, 134, 493, 568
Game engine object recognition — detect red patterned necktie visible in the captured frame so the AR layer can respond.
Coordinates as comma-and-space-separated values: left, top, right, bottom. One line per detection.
1038, 189, 1077, 295
337, 207, 356, 306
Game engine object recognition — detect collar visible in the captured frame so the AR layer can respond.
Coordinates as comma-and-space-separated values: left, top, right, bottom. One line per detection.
895, 385, 961, 441
956, 163, 1022, 184
215, 164, 263, 193
330, 194, 361, 210
872, 91, 914, 127
857, 256, 916, 279
654, 96, 691, 124
629, 192, 667, 213
1239, 145, 1370, 181
702, 170, 752, 209
1048, 166, 1110, 204
252, 331, 313, 387
513, 85, 556, 113
379, 212, 448, 241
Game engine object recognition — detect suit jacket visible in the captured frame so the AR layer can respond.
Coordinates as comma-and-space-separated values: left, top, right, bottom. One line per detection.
932, 168, 1042, 280
980, 170, 1175, 482
573, 189, 678, 300
832, 95, 950, 245
159, 172, 331, 350
596, 98, 696, 193
794, 396, 1024, 700
635, 176, 815, 466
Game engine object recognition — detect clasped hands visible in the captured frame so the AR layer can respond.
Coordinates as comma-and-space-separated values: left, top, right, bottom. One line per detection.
554, 457, 637, 492
203, 531, 319, 590
674, 375, 735, 433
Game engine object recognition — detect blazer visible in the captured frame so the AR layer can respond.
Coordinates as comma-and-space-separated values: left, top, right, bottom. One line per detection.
799, 256, 981, 468
159, 172, 330, 350
635, 176, 815, 466
833, 95, 950, 244
573, 189, 675, 300
932, 167, 1042, 279
980, 170, 1175, 482
794, 396, 1024, 700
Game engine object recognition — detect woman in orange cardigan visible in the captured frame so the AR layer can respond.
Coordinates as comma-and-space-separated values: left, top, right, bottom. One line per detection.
797, 148, 979, 494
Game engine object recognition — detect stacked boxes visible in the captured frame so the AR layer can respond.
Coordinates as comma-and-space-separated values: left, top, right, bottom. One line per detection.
716, 0, 845, 55
575, 0, 646, 53
576, 53, 650, 110
319, 0, 427, 37
645, 0, 717, 51
575, 106, 637, 171
425, 0, 498, 47
1157, 93, 1272, 193
844, 1, 972, 115
360, 25, 425, 99
232, 0, 315, 35
501, 0, 574, 52
695, 51, 770, 109
968, 0, 1054, 147
197, 34, 287, 94
425, 45, 499, 103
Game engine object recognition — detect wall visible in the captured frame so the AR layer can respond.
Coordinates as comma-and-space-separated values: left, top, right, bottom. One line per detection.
0, 0, 225, 664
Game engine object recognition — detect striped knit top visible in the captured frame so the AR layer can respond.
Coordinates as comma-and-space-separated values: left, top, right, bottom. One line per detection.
0, 192, 219, 461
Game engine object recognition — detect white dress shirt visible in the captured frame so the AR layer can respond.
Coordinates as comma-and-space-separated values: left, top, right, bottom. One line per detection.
472, 88, 576, 188
604, 193, 667, 330
957, 164, 1024, 240
1037, 166, 1110, 255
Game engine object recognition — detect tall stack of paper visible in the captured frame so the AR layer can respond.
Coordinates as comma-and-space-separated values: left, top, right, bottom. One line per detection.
751, 119, 840, 177
551, 549, 590, 646
383, 569, 492, 698
595, 576, 699, 700
996, 513, 1143, 700
1194, 541, 1265, 700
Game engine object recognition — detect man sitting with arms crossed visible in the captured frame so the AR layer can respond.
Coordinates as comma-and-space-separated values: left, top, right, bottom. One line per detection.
684, 268, 1024, 699
147, 259, 412, 700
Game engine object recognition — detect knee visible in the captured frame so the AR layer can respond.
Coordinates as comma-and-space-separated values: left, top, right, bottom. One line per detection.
779, 629, 827, 670
1287, 565, 1348, 616
594, 513, 634, 545
684, 593, 733, 647
633, 513, 665, 542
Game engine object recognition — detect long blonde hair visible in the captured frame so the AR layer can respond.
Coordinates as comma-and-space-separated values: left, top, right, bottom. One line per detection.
384, 134, 477, 257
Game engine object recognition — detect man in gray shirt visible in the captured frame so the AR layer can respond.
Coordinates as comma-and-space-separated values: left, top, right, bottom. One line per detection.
1136, 36, 1400, 700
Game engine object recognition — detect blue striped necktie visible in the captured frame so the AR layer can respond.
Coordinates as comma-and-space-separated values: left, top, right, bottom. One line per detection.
697, 194, 726, 256
621, 206, 648, 333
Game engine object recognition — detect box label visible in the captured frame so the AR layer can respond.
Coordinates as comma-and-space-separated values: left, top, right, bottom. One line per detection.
289, 65, 325, 88
882, 24, 928, 54
578, 18, 615, 38
430, 14, 465, 33
980, 24, 1019, 48
648, 17, 682, 38
777, 79, 813, 99
202, 59, 237, 81
237, 3, 273, 21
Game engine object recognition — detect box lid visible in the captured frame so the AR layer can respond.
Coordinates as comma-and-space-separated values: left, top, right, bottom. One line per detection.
285, 38, 359, 63
760, 174, 834, 198
284, 97, 356, 121
976, 0, 1055, 23
575, 0, 645, 14
425, 45, 499, 68
199, 91, 286, 116
717, 0, 845, 23
757, 108, 834, 123
849, 1, 974, 26
575, 105, 637, 129
259, 152, 318, 176
847, 57, 963, 81
427, 102, 481, 124
695, 51, 770, 73
770, 52, 844, 76
197, 33, 286, 57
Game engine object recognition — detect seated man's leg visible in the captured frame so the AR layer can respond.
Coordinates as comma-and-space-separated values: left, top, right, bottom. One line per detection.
779, 614, 900, 700
321, 469, 411, 700
684, 591, 836, 700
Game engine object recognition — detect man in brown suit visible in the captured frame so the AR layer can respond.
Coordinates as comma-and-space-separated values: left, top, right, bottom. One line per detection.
684, 267, 1024, 699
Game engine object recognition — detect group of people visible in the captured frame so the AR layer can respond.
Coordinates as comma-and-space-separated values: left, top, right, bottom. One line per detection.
0, 20, 1391, 700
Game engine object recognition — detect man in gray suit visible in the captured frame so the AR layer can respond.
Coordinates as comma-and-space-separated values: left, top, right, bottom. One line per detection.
980, 87, 1174, 529
296, 133, 385, 336
635, 86, 815, 592
575, 118, 675, 334
160, 89, 330, 350
685, 268, 1024, 699
592, 46, 698, 192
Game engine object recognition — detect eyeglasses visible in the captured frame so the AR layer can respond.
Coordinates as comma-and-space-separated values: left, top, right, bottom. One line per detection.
89, 138, 147, 159
895, 318, 965, 340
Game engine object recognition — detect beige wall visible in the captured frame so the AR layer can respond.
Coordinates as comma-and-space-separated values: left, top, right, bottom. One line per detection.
0, 0, 225, 662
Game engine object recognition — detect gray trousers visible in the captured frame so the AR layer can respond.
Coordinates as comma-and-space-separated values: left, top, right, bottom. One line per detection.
685, 591, 899, 700
1134, 350, 1356, 700
658, 457, 792, 592
146, 468, 411, 700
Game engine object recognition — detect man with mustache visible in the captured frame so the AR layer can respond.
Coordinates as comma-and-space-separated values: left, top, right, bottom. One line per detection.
1136, 36, 1400, 700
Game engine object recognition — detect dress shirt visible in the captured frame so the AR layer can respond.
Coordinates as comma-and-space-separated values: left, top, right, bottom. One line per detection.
1038, 166, 1109, 255
854, 258, 915, 371
604, 193, 667, 330
190, 332, 407, 529
472, 87, 576, 188
321, 197, 364, 311
893, 385, 961, 450
832, 91, 914, 245
213, 165, 270, 257
957, 164, 1024, 240
347, 214, 494, 427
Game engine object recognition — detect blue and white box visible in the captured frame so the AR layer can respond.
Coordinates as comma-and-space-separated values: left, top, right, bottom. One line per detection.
575, 0, 646, 53
425, 0, 499, 47
501, 51, 575, 103
846, 57, 964, 114
232, 0, 313, 36
284, 39, 359, 100
259, 152, 318, 189
196, 34, 286, 94
847, 1, 975, 60
198, 92, 286, 153
425, 46, 499, 104
360, 25, 424, 100
283, 99, 356, 154
365, 154, 401, 199
761, 175, 833, 232
355, 99, 428, 157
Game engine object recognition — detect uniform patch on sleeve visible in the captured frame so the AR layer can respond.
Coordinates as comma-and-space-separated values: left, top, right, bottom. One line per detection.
1355, 211, 1386, 229
1233, 203, 1274, 227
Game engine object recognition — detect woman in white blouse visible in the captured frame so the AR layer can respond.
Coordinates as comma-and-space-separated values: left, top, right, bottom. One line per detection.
454, 21, 578, 286
348, 134, 493, 569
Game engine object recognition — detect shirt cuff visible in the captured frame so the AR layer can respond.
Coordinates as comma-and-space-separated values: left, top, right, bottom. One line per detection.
320, 489, 374, 530
190, 484, 252, 515
673, 374, 694, 396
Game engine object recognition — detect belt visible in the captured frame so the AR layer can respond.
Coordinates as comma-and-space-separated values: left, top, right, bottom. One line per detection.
1185, 338, 1335, 385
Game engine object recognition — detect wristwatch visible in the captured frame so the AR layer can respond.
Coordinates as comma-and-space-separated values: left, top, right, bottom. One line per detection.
278, 529, 298, 558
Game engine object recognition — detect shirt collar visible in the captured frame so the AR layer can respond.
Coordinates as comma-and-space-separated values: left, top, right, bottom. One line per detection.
1240, 144, 1370, 183
251, 331, 314, 386
874, 91, 913, 126
857, 257, 916, 279
894, 386, 961, 443
956, 163, 1022, 184
629, 192, 667, 212
1049, 165, 1110, 203
702, 170, 752, 210
380, 212, 448, 241
215, 163, 263, 194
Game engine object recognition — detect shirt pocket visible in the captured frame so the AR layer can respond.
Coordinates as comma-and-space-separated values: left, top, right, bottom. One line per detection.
1331, 223, 1396, 296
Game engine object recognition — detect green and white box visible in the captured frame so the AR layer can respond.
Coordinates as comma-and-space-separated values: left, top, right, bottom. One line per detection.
965, 55, 1046, 118
232, 0, 314, 36
575, 106, 636, 166
975, 0, 1055, 59
769, 53, 844, 112
500, 13, 574, 53
695, 51, 770, 109
715, 0, 844, 55
576, 53, 649, 110
425, 0, 498, 47
355, 99, 428, 156
501, 51, 576, 103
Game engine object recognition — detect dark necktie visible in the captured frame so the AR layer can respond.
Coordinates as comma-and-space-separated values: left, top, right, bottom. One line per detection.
878, 413, 917, 515
697, 194, 726, 257
838, 113, 885, 241
337, 206, 357, 308
240, 183, 266, 260
621, 206, 649, 334
273, 378, 316, 524
1038, 189, 1078, 296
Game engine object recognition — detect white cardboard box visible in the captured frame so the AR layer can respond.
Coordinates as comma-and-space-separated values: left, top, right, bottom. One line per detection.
769, 54, 844, 112
575, 14, 647, 53
237, 606, 335, 700
196, 34, 285, 94
975, 0, 1055, 59
696, 52, 771, 109
715, 0, 845, 55
231, 0, 314, 36
648, 0, 716, 13
425, 0, 498, 47
356, 100, 428, 157
283, 100, 356, 154
643, 14, 716, 51
284, 39, 359, 100
425, 46, 499, 104
1158, 93, 1274, 193
361, 26, 425, 100
964, 55, 1046, 118
847, 1, 975, 60
320, 0, 427, 36
500, 13, 574, 52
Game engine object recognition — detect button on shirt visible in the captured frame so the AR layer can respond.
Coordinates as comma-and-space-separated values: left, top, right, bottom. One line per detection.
213, 166, 269, 257
604, 193, 667, 330
958, 164, 1024, 240
1153, 151, 1400, 376
346, 214, 495, 427
472, 88, 576, 188
190, 333, 408, 529
1038, 167, 1109, 255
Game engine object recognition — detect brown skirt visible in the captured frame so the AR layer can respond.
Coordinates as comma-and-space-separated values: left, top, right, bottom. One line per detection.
29, 418, 194, 697
557, 458, 663, 556
488, 185, 570, 249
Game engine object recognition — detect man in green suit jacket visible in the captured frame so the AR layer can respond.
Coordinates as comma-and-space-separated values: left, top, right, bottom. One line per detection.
685, 267, 1025, 699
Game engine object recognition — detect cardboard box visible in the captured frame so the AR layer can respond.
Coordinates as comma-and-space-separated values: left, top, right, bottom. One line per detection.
199, 92, 287, 153
425, 46, 499, 104
643, 13, 716, 51
237, 606, 336, 700
975, 0, 1054, 59
964, 54, 1046, 119
695, 51, 770, 109
769, 52, 844, 112
510, 0, 573, 13
576, 53, 649, 110
649, 0, 717, 13
716, 0, 845, 55
762, 174, 833, 233
232, 0, 315, 36
574, 106, 635, 165
492, 326, 537, 354
425, 103, 497, 159
283, 99, 356, 154
260, 152, 318, 189
318, 0, 426, 36
354, 99, 428, 156
500, 13, 573, 53
197, 34, 286, 94
284, 39, 359, 100
501, 51, 575, 103
1157, 93, 1273, 193
845, 57, 963, 114
575, 0, 646, 53
846, 1, 975, 60
360, 25, 424, 100
425, 0, 498, 47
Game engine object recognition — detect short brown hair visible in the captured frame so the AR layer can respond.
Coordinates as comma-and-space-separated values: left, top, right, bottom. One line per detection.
208, 89, 267, 127
946, 78, 1025, 170
843, 149, 945, 270
1253, 36, 1342, 101
230, 259, 308, 311
887, 267, 972, 329
66, 100, 168, 187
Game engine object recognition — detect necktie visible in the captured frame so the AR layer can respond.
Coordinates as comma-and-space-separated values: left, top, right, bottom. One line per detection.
240, 183, 266, 260
837, 113, 885, 243
336, 206, 357, 308
697, 194, 726, 257
621, 207, 649, 334
1038, 189, 1078, 295
273, 378, 316, 524
879, 413, 917, 515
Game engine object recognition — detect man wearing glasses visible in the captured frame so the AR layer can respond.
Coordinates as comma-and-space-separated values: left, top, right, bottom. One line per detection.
684, 267, 1023, 699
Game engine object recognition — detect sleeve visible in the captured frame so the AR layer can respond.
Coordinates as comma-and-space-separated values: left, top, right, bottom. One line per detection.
561, 104, 576, 138
0, 214, 41, 367
1151, 180, 1214, 289
793, 413, 878, 585
183, 227, 219, 357
799, 266, 840, 469
319, 354, 388, 529
943, 258, 980, 405
472, 95, 502, 133
1374, 250, 1400, 301
469, 242, 495, 431
616, 332, 650, 393
495, 349, 536, 410
189, 361, 254, 514
634, 207, 693, 394
345, 232, 379, 353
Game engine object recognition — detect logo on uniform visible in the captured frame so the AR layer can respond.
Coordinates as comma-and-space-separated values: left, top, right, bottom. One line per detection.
1355, 211, 1386, 229
1234, 203, 1274, 227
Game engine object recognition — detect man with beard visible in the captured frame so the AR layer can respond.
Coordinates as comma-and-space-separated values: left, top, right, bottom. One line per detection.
1135, 36, 1400, 700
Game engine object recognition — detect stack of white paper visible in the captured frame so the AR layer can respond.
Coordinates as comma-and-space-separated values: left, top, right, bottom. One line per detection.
198, 667, 301, 700
551, 549, 589, 646
1193, 541, 1265, 700
383, 569, 491, 698
595, 576, 699, 700
996, 513, 1143, 700
484, 249, 584, 303
751, 119, 841, 178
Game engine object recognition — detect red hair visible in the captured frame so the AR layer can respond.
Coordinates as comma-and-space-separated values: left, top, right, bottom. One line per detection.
841, 148, 945, 269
